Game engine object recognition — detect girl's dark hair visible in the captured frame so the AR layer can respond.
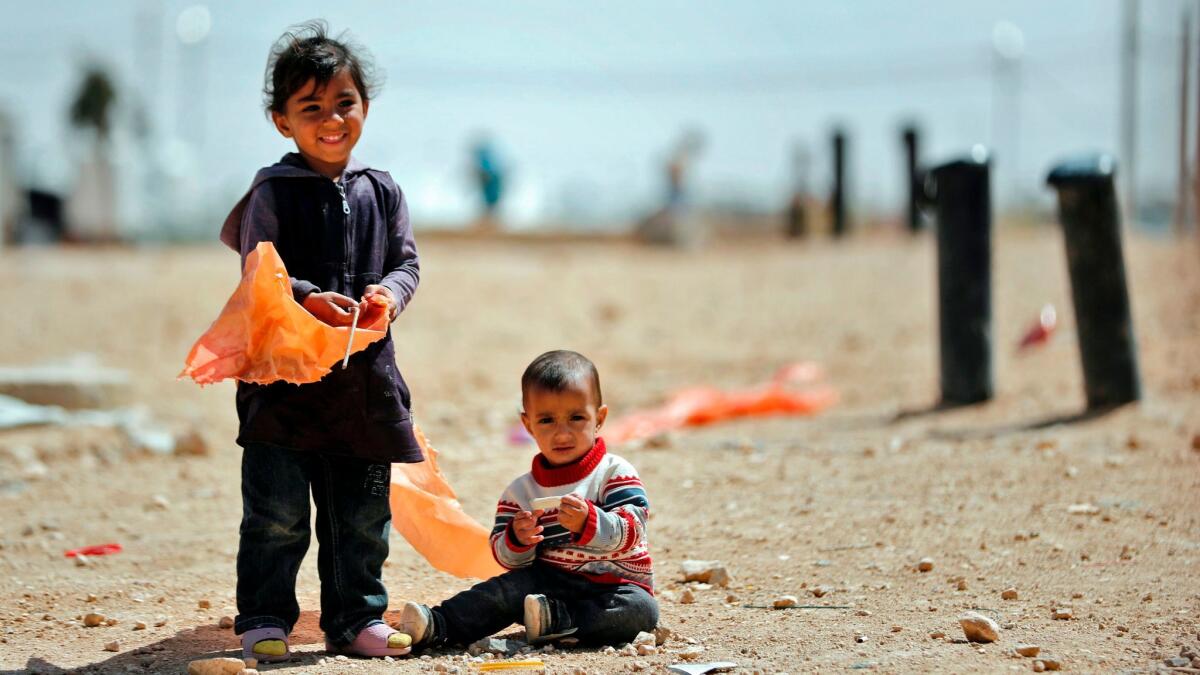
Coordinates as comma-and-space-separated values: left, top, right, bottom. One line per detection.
263, 20, 380, 114
522, 350, 602, 407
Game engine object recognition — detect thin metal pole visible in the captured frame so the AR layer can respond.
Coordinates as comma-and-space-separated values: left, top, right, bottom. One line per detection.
1176, 10, 1191, 236
1120, 0, 1140, 225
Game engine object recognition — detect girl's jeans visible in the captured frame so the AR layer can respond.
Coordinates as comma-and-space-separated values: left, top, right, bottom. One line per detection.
233, 443, 393, 647
430, 562, 658, 646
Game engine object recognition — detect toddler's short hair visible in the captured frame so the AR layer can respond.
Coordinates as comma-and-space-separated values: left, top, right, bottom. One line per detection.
522, 350, 602, 407
263, 20, 380, 115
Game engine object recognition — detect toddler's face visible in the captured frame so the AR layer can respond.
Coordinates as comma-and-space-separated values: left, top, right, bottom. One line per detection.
521, 383, 608, 467
272, 68, 367, 180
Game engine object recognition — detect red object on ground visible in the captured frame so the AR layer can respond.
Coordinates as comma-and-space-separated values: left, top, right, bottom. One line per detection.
64, 543, 122, 558
1018, 304, 1058, 351
605, 362, 838, 443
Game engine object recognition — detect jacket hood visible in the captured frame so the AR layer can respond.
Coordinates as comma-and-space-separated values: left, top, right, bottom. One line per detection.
219, 153, 373, 251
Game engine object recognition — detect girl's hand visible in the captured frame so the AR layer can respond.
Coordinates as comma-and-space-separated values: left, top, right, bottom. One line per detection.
361, 285, 397, 324
511, 509, 544, 547
557, 494, 589, 534
302, 291, 359, 326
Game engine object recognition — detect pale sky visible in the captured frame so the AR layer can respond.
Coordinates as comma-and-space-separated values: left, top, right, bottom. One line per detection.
0, 1, 1188, 233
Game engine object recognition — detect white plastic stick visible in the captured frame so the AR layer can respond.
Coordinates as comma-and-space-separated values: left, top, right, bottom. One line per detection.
342, 306, 361, 368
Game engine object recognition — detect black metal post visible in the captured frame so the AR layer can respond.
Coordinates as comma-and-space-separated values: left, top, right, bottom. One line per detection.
930, 152, 993, 405
1046, 155, 1141, 409
902, 125, 923, 233
831, 129, 847, 237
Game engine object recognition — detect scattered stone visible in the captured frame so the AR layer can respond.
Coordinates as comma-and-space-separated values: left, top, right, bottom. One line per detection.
149, 495, 171, 511
917, 557, 934, 572
680, 560, 732, 587
1141, 593, 1153, 603
618, 644, 637, 657
1015, 644, 1041, 657
929, 631, 945, 640
1067, 503, 1100, 516
959, 611, 1000, 643
676, 645, 704, 661
956, 579, 968, 591
187, 658, 249, 675
1051, 607, 1072, 620
724, 593, 738, 603
75, 553, 91, 568
1032, 661, 1045, 673
133, 621, 147, 631
218, 616, 234, 629
154, 617, 168, 627
1001, 588, 1018, 601
679, 588, 696, 604
1192, 434, 1200, 452
636, 644, 658, 656
653, 625, 672, 646
603, 646, 617, 655
631, 660, 651, 671
243, 658, 257, 669
103, 641, 120, 652
855, 610, 872, 617
1164, 657, 1191, 668
1039, 656, 1061, 670
86, 594, 98, 602
633, 632, 656, 647
83, 612, 106, 627
773, 595, 798, 609
197, 599, 211, 609
810, 586, 831, 598
890, 626, 902, 633
106, 618, 119, 626
854, 634, 868, 643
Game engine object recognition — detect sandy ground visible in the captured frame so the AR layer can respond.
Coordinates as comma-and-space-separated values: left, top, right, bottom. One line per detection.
0, 227, 1198, 674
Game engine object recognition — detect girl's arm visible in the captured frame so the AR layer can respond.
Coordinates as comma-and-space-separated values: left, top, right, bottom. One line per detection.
239, 183, 320, 302
378, 187, 420, 316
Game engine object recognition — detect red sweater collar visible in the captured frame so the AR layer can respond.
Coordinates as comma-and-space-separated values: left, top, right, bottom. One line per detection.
531, 438, 607, 487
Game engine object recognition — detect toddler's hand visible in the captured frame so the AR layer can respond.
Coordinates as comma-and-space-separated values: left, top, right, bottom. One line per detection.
361, 284, 397, 324
557, 494, 589, 534
511, 509, 544, 547
302, 291, 359, 326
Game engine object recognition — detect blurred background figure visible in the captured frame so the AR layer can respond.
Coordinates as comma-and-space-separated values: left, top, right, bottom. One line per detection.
636, 128, 706, 247
785, 141, 811, 239
471, 134, 505, 229
64, 68, 118, 243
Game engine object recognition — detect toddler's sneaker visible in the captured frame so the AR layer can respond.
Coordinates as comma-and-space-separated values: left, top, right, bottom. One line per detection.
395, 601, 433, 646
523, 594, 577, 645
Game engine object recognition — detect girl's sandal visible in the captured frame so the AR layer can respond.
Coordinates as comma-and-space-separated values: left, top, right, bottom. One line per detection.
241, 626, 291, 663
325, 621, 413, 658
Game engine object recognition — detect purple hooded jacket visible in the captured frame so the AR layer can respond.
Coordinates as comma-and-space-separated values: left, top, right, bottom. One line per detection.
220, 153, 423, 464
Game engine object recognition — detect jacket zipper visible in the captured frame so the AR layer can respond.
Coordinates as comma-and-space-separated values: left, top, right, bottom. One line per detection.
335, 180, 351, 286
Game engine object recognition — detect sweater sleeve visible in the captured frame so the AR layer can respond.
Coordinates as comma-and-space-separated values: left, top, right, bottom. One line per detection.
237, 182, 320, 302
379, 185, 420, 317
490, 487, 537, 570
572, 460, 649, 552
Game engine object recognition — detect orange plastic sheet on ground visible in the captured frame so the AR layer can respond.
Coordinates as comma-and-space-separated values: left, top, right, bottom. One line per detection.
179, 241, 387, 385
179, 241, 500, 579
605, 362, 838, 443
391, 427, 504, 579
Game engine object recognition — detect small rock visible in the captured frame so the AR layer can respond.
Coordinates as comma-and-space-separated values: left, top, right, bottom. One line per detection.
855, 610, 872, 617
1164, 657, 1191, 668
810, 586, 831, 598
956, 579, 968, 591
218, 616, 234, 629
86, 593, 98, 602
890, 625, 902, 633
197, 599, 211, 609
75, 553, 91, 568
632, 631, 655, 647
239, 670, 259, 675
1001, 588, 1018, 600
133, 621, 147, 631
636, 644, 657, 656
680, 560, 732, 587
154, 617, 168, 627
243, 658, 257, 669
679, 588, 696, 604
603, 646, 617, 655
917, 557, 934, 572
854, 634, 868, 643
929, 631, 945, 640
1067, 503, 1099, 515
104, 641, 120, 652
149, 495, 171, 510
187, 658, 251, 675
1051, 607, 1072, 620
1015, 644, 1040, 657
618, 644, 637, 657
84, 612, 106, 627
1191, 434, 1200, 451
676, 645, 704, 661
106, 618, 119, 626
335, 655, 349, 661
1039, 656, 1061, 670
724, 593, 738, 603
773, 595, 798, 609
1032, 661, 1046, 673
959, 611, 1000, 643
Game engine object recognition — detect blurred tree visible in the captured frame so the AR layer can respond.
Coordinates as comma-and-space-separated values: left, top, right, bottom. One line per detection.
69, 69, 117, 140
66, 67, 119, 242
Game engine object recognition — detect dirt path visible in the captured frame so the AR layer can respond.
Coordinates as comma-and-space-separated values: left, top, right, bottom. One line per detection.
1, 230, 1197, 674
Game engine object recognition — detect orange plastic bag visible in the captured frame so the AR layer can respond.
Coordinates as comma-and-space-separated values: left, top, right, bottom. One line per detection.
179, 241, 387, 385
605, 362, 838, 443
392, 427, 504, 579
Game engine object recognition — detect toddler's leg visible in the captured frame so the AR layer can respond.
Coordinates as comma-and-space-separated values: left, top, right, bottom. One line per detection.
234, 444, 313, 648
421, 566, 543, 646
563, 584, 659, 647
311, 454, 395, 646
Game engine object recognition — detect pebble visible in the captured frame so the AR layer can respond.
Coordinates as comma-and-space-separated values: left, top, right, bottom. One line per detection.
652, 625, 672, 645
1067, 503, 1100, 516
679, 588, 696, 604
725, 593, 738, 603
106, 618, 119, 626
636, 644, 657, 656
103, 641, 120, 652
632, 631, 656, 647
186, 658, 249, 675
810, 586, 831, 598
1032, 661, 1045, 673
154, 617, 168, 627
133, 621, 147, 631
676, 645, 704, 661
1051, 608, 1072, 620
86, 594, 98, 602
929, 631, 945, 640
618, 644, 637, 657
1001, 588, 1019, 601
83, 613, 106, 627
773, 595, 798, 609
1164, 657, 1191, 668
855, 610, 872, 617
854, 634, 868, 644
150, 495, 171, 510
197, 599, 211, 609
74, 554, 91, 568
1038, 657, 1061, 670
680, 560, 732, 587
603, 646, 618, 655
1015, 644, 1041, 657
959, 611, 1000, 643
917, 558, 934, 572
1192, 434, 1200, 451
218, 616, 234, 629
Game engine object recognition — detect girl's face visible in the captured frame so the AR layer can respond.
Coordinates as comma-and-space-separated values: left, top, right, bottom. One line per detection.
272, 68, 368, 180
